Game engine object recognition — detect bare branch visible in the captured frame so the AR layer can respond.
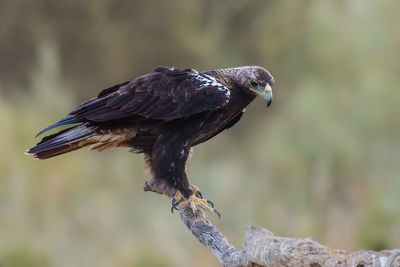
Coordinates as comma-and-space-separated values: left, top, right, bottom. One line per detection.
179, 207, 246, 267
179, 207, 400, 267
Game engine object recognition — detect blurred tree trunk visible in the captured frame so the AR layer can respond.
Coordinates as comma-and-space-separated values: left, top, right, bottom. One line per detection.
180, 207, 400, 267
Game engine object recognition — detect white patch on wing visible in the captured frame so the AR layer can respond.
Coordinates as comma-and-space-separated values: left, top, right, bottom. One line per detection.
191, 73, 231, 99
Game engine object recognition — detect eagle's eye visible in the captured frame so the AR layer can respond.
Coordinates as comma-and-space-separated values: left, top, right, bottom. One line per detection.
250, 80, 258, 87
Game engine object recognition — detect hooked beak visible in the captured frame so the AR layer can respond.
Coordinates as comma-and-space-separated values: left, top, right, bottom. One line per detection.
255, 83, 272, 107
264, 84, 273, 107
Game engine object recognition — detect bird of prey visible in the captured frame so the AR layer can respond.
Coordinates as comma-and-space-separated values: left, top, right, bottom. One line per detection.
27, 66, 274, 215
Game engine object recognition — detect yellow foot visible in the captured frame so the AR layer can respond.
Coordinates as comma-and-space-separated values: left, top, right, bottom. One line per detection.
171, 185, 220, 217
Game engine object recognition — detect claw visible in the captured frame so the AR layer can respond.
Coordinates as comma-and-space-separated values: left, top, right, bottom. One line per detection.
171, 185, 220, 217
207, 199, 221, 218
190, 185, 203, 199
171, 198, 175, 213
171, 191, 183, 213
213, 208, 221, 218
171, 198, 180, 213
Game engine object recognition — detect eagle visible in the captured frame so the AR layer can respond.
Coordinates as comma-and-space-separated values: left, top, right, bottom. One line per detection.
27, 66, 274, 215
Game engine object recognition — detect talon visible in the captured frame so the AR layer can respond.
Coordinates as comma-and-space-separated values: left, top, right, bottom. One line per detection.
171, 191, 183, 214
173, 203, 180, 212
171, 185, 220, 217
171, 198, 181, 213
213, 208, 221, 218
190, 185, 203, 198
171, 199, 175, 213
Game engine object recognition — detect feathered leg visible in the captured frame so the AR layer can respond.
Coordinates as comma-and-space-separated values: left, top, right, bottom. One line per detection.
150, 136, 218, 216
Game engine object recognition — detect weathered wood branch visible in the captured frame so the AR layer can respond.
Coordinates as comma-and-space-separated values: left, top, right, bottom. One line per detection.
179, 207, 400, 267
143, 179, 400, 266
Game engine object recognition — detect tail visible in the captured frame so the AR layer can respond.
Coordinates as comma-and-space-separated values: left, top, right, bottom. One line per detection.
26, 123, 96, 159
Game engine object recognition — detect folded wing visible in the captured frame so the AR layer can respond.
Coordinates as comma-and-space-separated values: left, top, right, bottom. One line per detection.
71, 67, 231, 122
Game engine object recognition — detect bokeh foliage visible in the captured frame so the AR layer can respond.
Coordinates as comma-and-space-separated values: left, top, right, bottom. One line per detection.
1, 1, 400, 266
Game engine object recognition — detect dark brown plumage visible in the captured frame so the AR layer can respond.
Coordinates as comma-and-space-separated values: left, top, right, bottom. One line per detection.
27, 66, 274, 213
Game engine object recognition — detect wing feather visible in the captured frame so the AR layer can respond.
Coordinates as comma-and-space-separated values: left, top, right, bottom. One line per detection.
71, 67, 230, 122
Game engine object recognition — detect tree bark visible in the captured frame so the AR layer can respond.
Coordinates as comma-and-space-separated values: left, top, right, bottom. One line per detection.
179, 207, 400, 267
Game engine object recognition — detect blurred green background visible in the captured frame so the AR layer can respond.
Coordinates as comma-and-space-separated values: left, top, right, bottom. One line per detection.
1, 0, 400, 266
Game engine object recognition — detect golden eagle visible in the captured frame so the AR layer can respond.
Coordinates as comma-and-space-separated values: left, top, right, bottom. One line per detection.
27, 66, 274, 215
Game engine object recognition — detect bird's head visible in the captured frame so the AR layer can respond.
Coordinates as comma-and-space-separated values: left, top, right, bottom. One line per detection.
228, 66, 275, 107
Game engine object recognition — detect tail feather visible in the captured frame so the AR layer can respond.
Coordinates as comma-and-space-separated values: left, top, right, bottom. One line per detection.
35, 115, 79, 137
27, 124, 95, 159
